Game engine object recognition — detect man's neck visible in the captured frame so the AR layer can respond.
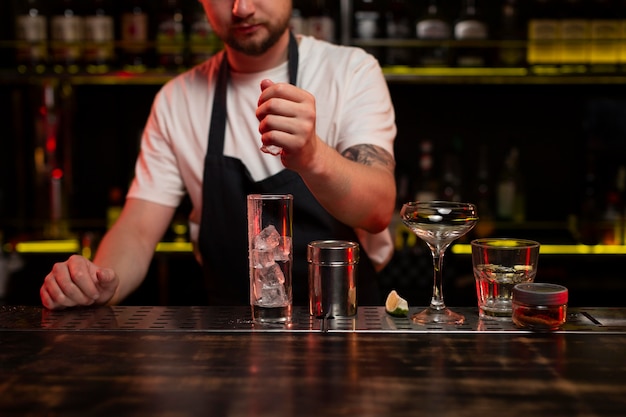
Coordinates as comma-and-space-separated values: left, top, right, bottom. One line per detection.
226, 31, 291, 73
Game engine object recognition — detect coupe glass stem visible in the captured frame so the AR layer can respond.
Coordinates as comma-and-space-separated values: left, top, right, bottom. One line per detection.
429, 246, 447, 310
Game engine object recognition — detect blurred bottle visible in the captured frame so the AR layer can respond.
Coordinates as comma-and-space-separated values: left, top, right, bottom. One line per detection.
453, 0, 489, 67
415, 0, 451, 67
527, 0, 560, 73
14, 0, 49, 74
353, 0, 382, 60
620, 0, 626, 73
441, 137, 463, 202
384, 0, 414, 67
414, 140, 438, 202
155, 0, 186, 71
107, 186, 123, 229
589, 0, 620, 74
600, 165, 626, 245
560, 0, 590, 74
474, 145, 495, 237
119, 0, 150, 72
35, 83, 68, 238
308, 0, 335, 43
50, 0, 84, 74
496, 147, 525, 222
497, 0, 527, 67
83, 0, 115, 74
188, 2, 222, 66
290, 1, 308, 36
619, 165, 626, 244
579, 153, 600, 244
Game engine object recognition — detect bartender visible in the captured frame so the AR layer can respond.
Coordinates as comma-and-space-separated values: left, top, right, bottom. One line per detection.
40, 0, 397, 309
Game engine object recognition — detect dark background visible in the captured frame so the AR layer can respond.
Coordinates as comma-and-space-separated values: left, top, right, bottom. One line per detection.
1, 0, 625, 307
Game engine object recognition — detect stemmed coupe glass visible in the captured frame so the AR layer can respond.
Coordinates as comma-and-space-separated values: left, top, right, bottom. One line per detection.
400, 201, 479, 325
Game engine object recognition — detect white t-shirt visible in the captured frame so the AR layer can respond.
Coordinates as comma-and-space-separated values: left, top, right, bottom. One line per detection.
128, 35, 397, 268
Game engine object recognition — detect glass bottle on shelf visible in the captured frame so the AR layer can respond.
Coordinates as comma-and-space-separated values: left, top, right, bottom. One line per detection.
353, 0, 382, 61
415, 0, 451, 67
579, 153, 600, 244
119, 0, 150, 73
497, 0, 526, 67
496, 147, 525, 222
83, 0, 115, 74
384, 0, 414, 67
600, 165, 626, 245
414, 140, 438, 202
527, 0, 561, 74
560, 0, 590, 74
474, 144, 495, 237
34, 83, 68, 239
14, 0, 49, 74
155, 0, 186, 72
589, 0, 620, 74
50, 0, 84, 74
188, 2, 222, 67
620, 0, 626, 74
308, 0, 335, 43
290, 1, 308, 36
441, 155, 461, 202
453, 0, 489, 67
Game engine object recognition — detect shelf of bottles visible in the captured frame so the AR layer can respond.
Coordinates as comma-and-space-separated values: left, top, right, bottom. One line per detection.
2, 0, 626, 255
1, 0, 224, 85
348, 0, 626, 83
3, 0, 626, 86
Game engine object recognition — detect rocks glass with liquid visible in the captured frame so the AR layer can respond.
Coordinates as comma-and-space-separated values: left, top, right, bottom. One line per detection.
471, 238, 540, 320
247, 194, 293, 324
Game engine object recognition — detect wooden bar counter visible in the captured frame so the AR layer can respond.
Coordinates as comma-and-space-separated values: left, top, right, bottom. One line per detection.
1, 305, 626, 417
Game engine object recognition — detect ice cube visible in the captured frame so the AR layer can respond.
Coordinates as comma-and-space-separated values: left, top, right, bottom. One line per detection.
260, 144, 283, 156
273, 236, 291, 262
254, 225, 281, 250
252, 263, 286, 304
259, 282, 288, 307
251, 248, 275, 269
260, 263, 285, 285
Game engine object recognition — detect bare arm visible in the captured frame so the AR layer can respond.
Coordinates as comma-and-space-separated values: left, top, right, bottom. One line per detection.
40, 198, 176, 309
95, 198, 176, 305
257, 81, 396, 233
298, 141, 395, 233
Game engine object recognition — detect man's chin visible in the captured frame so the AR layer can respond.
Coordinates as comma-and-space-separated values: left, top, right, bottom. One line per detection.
230, 39, 272, 56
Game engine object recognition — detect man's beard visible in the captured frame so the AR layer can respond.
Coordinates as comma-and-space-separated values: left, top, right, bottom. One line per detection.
225, 17, 291, 56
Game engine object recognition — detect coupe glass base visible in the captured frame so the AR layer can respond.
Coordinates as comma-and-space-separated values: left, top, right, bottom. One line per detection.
411, 306, 465, 325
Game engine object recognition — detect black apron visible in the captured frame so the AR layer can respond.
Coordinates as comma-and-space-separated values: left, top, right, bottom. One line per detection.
198, 33, 379, 306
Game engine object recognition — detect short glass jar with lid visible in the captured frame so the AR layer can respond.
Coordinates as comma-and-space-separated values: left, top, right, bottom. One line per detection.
512, 283, 568, 331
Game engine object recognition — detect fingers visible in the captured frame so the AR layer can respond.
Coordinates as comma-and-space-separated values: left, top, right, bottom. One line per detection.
40, 255, 110, 310
96, 267, 114, 284
257, 79, 310, 118
257, 80, 314, 132
259, 78, 274, 92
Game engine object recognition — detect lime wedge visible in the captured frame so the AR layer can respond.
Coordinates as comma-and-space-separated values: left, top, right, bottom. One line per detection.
385, 290, 409, 317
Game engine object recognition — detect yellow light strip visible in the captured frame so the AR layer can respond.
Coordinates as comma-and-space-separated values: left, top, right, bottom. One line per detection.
453, 244, 626, 255
4, 240, 194, 255
155, 242, 193, 253
13, 240, 80, 254
383, 66, 529, 77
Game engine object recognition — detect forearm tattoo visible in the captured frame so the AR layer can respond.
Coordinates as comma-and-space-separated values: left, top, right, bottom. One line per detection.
342, 144, 395, 172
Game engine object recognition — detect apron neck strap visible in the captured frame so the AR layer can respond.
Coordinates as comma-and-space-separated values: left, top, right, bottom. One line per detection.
207, 32, 299, 155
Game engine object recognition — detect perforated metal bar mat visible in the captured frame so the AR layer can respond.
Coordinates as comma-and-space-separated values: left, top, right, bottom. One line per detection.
1, 306, 626, 333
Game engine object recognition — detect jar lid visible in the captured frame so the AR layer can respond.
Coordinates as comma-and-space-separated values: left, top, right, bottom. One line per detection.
307, 240, 359, 265
513, 283, 568, 305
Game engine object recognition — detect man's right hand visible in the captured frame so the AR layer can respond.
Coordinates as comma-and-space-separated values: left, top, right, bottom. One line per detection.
40, 254, 119, 310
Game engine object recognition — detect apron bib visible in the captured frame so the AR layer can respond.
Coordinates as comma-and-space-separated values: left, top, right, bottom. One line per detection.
198, 33, 379, 306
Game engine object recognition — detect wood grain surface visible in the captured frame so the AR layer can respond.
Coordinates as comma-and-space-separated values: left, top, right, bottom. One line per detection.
2, 319, 626, 416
